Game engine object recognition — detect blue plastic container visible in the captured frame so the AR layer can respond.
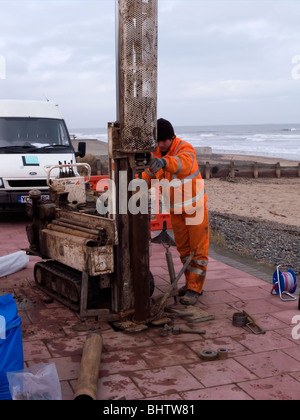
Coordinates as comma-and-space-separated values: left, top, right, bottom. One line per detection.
0, 294, 24, 400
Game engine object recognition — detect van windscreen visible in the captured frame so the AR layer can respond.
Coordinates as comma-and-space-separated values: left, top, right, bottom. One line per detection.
0, 118, 72, 149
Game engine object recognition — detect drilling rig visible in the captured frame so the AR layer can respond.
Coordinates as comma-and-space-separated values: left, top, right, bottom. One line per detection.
26, 0, 158, 326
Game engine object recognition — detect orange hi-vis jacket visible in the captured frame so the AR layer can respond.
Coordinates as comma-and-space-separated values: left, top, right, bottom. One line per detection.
142, 137, 209, 295
142, 137, 206, 216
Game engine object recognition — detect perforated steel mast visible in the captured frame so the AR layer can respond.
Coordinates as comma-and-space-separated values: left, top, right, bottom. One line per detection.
116, 0, 157, 154
111, 0, 158, 321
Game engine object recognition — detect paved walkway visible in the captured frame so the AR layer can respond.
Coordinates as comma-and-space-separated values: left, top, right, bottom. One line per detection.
1, 215, 300, 400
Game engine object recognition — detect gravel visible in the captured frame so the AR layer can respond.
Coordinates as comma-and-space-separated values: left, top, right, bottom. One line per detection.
209, 210, 300, 275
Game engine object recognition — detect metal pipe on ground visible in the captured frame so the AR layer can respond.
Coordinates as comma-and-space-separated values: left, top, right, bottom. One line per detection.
74, 332, 103, 401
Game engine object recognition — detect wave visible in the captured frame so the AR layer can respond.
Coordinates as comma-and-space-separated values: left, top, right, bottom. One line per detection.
247, 134, 267, 142
177, 131, 216, 140
247, 133, 300, 142
198, 133, 215, 138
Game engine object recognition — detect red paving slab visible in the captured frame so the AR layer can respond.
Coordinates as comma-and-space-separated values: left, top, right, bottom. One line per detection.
1, 216, 300, 401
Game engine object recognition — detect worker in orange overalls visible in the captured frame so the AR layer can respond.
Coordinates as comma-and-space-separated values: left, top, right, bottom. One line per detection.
143, 118, 209, 305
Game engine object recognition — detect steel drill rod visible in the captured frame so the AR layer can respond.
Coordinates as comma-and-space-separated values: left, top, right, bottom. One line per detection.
172, 325, 206, 335
47, 224, 103, 243
165, 246, 178, 303
156, 251, 195, 312
58, 217, 106, 232
52, 219, 101, 236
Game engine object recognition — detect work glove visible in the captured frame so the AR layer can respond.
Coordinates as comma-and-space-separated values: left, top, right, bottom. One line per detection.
149, 158, 166, 173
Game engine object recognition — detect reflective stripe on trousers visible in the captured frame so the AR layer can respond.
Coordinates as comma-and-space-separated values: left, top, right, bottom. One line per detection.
171, 205, 209, 295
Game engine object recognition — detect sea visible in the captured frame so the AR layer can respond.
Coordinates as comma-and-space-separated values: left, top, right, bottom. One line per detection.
70, 123, 300, 161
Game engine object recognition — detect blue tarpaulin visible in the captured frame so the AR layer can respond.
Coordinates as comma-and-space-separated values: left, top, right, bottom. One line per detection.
0, 294, 24, 400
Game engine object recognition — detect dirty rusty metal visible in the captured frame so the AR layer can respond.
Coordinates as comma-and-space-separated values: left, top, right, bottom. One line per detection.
199, 349, 229, 361
41, 229, 114, 277
199, 350, 219, 361
163, 242, 178, 303
113, 320, 149, 333
34, 260, 82, 310
112, 158, 135, 314
243, 310, 266, 335
232, 312, 248, 327
159, 324, 206, 337
107, 0, 158, 321
46, 223, 105, 244
151, 317, 172, 326
159, 324, 172, 337
217, 348, 229, 360
232, 310, 266, 334
52, 219, 106, 237
117, 0, 158, 153
150, 251, 196, 318
39, 211, 115, 276
56, 209, 117, 246
46, 163, 91, 206
151, 222, 176, 247
172, 325, 206, 336
166, 305, 214, 324
57, 217, 106, 233
132, 208, 150, 322
34, 260, 120, 321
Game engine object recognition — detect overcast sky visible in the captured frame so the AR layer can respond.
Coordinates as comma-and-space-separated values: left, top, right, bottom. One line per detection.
0, 0, 300, 128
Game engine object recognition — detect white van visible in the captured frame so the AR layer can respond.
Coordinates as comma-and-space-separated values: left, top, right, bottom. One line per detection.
0, 100, 85, 211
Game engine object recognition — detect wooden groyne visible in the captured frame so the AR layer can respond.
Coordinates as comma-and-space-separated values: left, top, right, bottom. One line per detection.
198, 160, 300, 179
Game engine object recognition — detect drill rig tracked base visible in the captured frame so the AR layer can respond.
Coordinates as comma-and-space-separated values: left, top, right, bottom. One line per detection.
34, 260, 121, 322
34, 260, 82, 312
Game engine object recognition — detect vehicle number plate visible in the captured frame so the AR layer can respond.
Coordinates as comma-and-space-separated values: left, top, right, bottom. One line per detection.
18, 194, 50, 204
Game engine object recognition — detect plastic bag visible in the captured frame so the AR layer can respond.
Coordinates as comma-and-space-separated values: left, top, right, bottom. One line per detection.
7, 363, 62, 400
0, 294, 24, 400
0, 251, 29, 278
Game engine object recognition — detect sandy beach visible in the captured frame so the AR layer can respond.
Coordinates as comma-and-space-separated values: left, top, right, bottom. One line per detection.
205, 177, 300, 229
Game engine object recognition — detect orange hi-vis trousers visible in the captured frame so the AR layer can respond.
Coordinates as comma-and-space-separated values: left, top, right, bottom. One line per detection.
171, 205, 209, 295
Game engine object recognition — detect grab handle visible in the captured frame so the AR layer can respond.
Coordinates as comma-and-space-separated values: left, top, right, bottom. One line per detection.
44, 163, 91, 186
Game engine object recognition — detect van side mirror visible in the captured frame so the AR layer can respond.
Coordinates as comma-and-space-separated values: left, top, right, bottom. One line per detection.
75, 141, 86, 158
